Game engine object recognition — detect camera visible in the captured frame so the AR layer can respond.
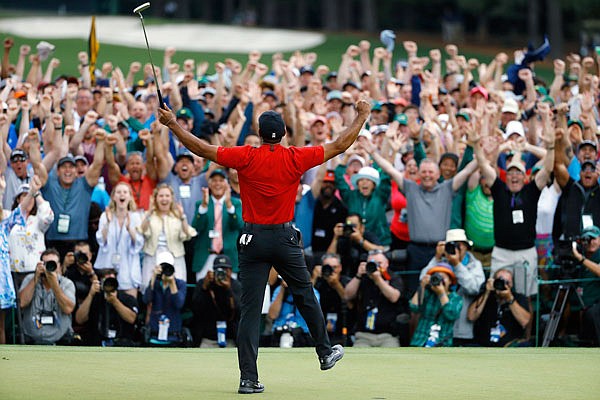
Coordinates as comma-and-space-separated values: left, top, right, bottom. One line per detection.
493, 277, 507, 291
214, 267, 227, 282
102, 277, 118, 293
365, 260, 379, 275
160, 263, 175, 278
343, 223, 356, 237
444, 241, 457, 255
74, 251, 89, 265
44, 260, 58, 273
554, 238, 580, 274
322, 264, 334, 278
429, 272, 444, 287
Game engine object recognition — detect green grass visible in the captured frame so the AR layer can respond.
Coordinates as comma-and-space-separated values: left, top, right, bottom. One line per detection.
1, 346, 599, 399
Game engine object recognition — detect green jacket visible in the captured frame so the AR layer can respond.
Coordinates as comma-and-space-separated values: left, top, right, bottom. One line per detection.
335, 164, 391, 246
191, 196, 244, 273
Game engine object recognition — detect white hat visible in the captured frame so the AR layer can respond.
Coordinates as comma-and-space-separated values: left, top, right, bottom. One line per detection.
351, 166, 380, 188
445, 229, 473, 247
156, 252, 175, 266
358, 128, 372, 141
369, 124, 389, 135
347, 154, 366, 168
502, 98, 519, 114
506, 159, 526, 174
503, 120, 525, 140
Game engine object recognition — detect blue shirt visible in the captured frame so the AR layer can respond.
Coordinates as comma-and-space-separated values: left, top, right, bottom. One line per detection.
271, 285, 319, 334
293, 189, 316, 248
143, 278, 187, 340
42, 172, 94, 240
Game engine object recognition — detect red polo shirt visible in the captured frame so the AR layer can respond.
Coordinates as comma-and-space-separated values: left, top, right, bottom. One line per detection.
217, 144, 324, 224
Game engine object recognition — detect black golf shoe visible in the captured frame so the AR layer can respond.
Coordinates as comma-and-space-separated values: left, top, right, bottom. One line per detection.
319, 344, 344, 370
238, 379, 265, 394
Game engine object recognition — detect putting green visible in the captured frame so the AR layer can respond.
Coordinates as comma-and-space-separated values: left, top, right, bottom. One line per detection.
1, 346, 598, 399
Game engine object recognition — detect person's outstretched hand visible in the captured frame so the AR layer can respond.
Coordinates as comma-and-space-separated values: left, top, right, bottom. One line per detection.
157, 104, 175, 127
355, 99, 371, 117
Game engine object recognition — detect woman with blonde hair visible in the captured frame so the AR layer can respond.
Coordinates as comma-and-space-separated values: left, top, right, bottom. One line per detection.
95, 182, 144, 297
139, 183, 196, 292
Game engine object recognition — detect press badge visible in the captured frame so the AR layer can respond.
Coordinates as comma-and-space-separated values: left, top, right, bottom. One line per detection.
314, 229, 326, 238
107, 329, 117, 339
40, 313, 54, 325
209, 230, 220, 239
57, 214, 71, 233
582, 214, 593, 229
512, 210, 524, 224
179, 185, 191, 199
365, 307, 378, 331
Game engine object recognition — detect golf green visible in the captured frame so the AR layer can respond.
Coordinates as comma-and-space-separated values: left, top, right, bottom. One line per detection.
1, 346, 598, 399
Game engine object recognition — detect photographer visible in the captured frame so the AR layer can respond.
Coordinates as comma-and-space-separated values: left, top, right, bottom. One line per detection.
410, 263, 463, 347
327, 213, 385, 277
344, 250, 404, 347
571, 226, 600, 345
19, 249, 76, 344
311, 253, 354, 345
420, 229, 485, 345
64, 242, 96, 339
467, 268, 531, 347
191, 255, 241, 348
143, 252, 187, 343
75, 269, 138, 346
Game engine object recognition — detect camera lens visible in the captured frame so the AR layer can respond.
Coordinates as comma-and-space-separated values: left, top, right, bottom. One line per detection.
493, 278, 507, 291
444, 242, 457, 255
322, 264, 334, 278
365, 261, 378, 275
102, 277, 118, 293
45, 260, 58, 273
429, 272, 443, 286
343, 223, 356, 237
74, 251, 89, 265
161, 263, 175, 277
214, 267, 227, 282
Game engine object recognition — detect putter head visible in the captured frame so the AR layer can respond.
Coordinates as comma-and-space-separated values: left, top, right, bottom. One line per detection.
133, 2, 151, 14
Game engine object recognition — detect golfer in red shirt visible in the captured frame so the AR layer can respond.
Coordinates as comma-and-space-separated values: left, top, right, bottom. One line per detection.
158, 100, 370, 394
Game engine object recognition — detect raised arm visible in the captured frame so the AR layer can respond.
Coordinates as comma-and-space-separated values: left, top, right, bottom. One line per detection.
158, 105, 218, 162
362, 138, 405, 191
534, 102, 555, 190
451, 159, 478, 192
472, 127, 497, 185
323, 99, 370, 161
85, 129, 105, 187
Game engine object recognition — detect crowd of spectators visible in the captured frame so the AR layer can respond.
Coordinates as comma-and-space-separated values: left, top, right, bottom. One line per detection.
1, 34, 600, 348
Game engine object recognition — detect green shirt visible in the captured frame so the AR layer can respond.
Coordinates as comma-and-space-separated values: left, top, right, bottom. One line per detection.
465, 185, 495, 250
410, 289, 462, 347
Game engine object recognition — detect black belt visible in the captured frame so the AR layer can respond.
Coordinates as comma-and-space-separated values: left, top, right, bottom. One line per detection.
411, 241, 439, 247
244, 221, 292, 230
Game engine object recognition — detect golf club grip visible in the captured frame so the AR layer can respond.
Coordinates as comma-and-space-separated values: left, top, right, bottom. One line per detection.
156, 88, 164, 108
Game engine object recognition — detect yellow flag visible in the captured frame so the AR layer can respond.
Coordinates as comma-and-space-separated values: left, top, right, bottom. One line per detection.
88, 16, 99, 85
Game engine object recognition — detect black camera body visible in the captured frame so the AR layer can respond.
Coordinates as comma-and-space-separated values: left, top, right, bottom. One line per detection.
554, 237, 582, 274
343, 223, 356, 237
444, 241, 457, 255
74, 251, 89, 265
214, 267, 227, 282
365, 261, 379, 275
321, 264, 334, 278
493, 277, 507, 291
44, 260, 58, 273
429, 272, 444, 287
160, 263, 175, 278
102, 277, 118, 293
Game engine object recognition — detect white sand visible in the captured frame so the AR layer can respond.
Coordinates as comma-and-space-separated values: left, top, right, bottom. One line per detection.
0, 16, 325, 53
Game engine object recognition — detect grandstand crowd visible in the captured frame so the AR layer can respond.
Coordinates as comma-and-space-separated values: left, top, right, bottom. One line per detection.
1, 35, 599, 348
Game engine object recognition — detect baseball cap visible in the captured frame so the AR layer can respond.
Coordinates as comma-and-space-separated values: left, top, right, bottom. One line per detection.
369, 124, 388, 136
502, 98, 519, 114
310, 115, 327, 127
263, 90, 279, 102
503, 121, 525, 140
392, 98, 409, 107
57, 155, 76, 167
74, 155, 89, 166
156, 251, 175, 267
581, 159, 596, 171
213, 255, 233, 269
201, 87, 217, 96
10, 149, 28, 161
506, 159, 526, 174
568, 119, 584, 131
347, 154, 366, 168
326, 90, 343, 102
342, 81, 360, 91
357, 129, 372, 142
176, 108, 193, 120
456, 111, 470, 122
323, 170, 335, 183
577, 140, 597, 153
258, 110, 285, 143
176, 148, 194, 162
470, 86, 489, 100
16, 183, 30, 197
209, 169, 228, 180
299, 65, 314, 75
371, 102, 384, 112
394, 113, 408, 126
581, 226, 600, 239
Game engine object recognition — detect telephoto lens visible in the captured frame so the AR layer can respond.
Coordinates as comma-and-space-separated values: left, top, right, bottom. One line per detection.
214, 267, 227, 282
102, 277, 118, 293
365, 261, 379, 275
321, 264, 334, 278
74, 251, 89, 265
493, 277, 507, 291
44, 260, 58, 273
444, 241, 457, 255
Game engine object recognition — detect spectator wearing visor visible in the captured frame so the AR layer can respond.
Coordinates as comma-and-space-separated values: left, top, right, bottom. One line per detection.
1, 146, 45, 210
419, 229, 485, 345
410, 262, 463, 347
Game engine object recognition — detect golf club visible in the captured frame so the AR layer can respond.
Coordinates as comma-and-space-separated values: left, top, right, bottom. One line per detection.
133, 2, 164, 107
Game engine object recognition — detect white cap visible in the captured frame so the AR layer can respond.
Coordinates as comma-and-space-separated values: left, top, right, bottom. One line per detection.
351, 166, 380, 188
503, 120, 525, 140
358, 128, 372, 141
156, 252, 175, 266
502, 98, 519, 114
347, 154, 366, 168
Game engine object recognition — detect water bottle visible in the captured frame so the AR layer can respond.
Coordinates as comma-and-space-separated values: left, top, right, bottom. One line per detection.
279, 325, 294, 348
425, 324, 441, 348
158, 314, 170, 341
216, 321, 227, 348
97, 176, 106, 192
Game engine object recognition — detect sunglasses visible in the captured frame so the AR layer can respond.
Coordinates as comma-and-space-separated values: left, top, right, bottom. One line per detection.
10, 156, 27, 163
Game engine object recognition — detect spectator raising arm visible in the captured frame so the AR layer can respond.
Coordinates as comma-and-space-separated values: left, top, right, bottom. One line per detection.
85, 128, 106, 187
323, 99, 370, 162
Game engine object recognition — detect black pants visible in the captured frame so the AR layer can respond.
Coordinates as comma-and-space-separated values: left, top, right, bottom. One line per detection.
236, 223, 331, 381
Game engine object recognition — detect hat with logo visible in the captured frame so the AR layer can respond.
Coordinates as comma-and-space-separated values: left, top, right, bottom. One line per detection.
581, 226, 600, 239
258, 110, 286, 143
323, 170, 336, 183
209, 169, 228, 180
213, 255, 233, 269
176, 148, 195, 162
57, 154, 76, 167
503, 120, 525, 140
427, 262, 457, 285
176, 107, 193, 120
10, 148, 28, 162
351, 166, 380, 188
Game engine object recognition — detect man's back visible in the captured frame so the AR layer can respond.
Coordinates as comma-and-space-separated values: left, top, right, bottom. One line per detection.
217, 144, 324, 224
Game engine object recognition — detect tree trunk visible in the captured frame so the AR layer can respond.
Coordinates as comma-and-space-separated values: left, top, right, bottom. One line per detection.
528, 0, 540, 44
546, 0, 563, 58
360, 0, 376, 32
322, 0, 339, 31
